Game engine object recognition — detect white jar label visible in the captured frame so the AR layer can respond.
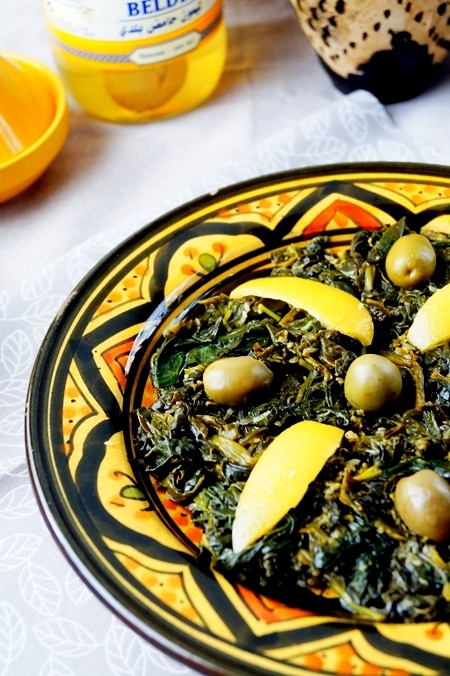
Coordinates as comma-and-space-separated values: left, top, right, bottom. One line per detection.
43, 0, 222, 64
43, 0, 218, 41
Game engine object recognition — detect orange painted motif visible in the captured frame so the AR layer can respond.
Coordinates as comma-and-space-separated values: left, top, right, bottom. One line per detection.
179, 240, 227, 278
300, 641, 411, 676
155, 484, 203, 545
116, 552, 204, 625
376, 181, 450, 206
141, 380, 156, 408
236, 584, 316, 623
212, 241, 227, 254
426, 623, 444, 640
181, 264, 198, 277
304, 199, 382, 236
304, 652, 324, 671
95, 261, 149, 317
101, 337, 137, 393
217, 191, 298, 220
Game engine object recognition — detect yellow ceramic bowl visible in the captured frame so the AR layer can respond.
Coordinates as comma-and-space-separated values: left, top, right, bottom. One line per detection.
0, 51, 69, 203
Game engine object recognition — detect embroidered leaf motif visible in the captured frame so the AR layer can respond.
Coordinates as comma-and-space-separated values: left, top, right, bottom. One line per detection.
0, 458, 29, 476
0, 533, 41, 571
33, 618, 98, 657
0, 379, 28, 407
66, 249, 99, 287
348, 144, 378, 163
21, 266, 54, 301
0, 484, 37, 518
339, 99, 369, 143
0, 330, 33, 378
0, 602, 26, 671
20, 561, 61, 617
22, 296, 64, 327
303, 137, 347, 165
1, 411, 26, 439
378, 140, 416, 162
105, 620, 147, 676
39, 656, 77, 676
65, 568, 91, 606
300, 108, 330, 140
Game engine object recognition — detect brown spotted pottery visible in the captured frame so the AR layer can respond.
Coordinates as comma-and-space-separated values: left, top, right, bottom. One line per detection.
289, 0, 450, 103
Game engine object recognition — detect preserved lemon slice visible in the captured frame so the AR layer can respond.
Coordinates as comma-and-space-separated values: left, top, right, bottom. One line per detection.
230, 276, 374, 346
408, 282, 450, 352
104, 59, 187, 113
232, 420, 344, 553
421, 216, 450, 236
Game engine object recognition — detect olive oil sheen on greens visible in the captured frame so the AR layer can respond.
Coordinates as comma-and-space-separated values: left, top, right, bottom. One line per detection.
42, 0, 227, 123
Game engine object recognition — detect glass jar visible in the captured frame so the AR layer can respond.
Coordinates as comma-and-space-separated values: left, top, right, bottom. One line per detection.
42, 0, 227, 123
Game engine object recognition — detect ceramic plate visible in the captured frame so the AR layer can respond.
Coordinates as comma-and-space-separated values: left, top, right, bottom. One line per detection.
26, 163, 450, 676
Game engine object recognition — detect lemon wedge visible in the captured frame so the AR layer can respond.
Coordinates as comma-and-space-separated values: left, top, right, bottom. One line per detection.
421, 216, 450, 236
230, 276, 374, 346
407, 282, 450, 352
232, 420, 344, 553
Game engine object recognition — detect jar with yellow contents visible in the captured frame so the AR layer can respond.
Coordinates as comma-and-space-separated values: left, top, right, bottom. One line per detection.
42, 0, 227, 123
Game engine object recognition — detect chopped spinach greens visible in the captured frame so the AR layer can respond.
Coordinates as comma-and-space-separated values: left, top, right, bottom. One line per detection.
134, 222, 450, 623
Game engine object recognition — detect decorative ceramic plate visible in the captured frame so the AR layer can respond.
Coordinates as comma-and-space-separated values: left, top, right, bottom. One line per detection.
26, 163, 450, 676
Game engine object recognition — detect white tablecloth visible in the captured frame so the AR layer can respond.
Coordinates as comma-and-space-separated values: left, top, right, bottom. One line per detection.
2, 1, 450, 674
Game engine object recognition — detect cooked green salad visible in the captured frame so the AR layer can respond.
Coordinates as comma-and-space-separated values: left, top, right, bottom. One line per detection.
134, 219, 450, 623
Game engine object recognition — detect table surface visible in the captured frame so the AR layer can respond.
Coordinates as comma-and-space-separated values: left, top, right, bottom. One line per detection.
2, 1, 450, 675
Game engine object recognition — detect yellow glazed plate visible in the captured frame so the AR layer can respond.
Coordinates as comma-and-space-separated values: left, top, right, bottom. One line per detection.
26, 163, 450, 676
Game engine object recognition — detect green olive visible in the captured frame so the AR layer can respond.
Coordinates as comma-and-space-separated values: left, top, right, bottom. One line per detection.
344, 354, 402, 412
394, 469, 450, 541
385, 233, 436, 288
203, 356, 273, 406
